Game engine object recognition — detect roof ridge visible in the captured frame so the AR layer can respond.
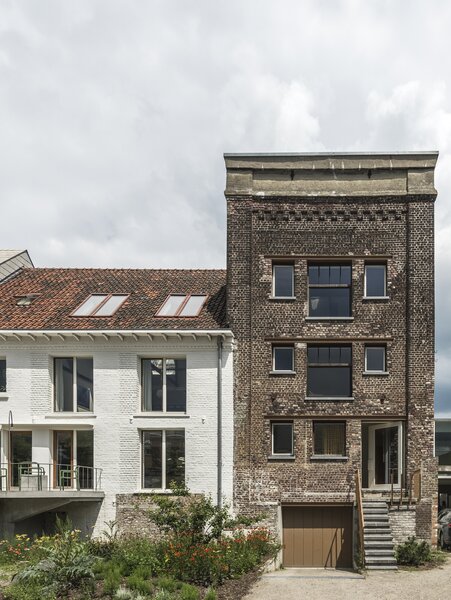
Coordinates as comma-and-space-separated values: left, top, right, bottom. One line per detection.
21, 267, 227, 273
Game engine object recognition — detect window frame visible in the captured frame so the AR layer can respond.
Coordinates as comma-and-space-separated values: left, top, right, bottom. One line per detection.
364, 263, 388, 299
141, 429, 185, 491
364, 345, 387, 374
0, 357, 6, 394
141, 357, 187, 413
306, 345, 353, 399
271, 421, 294, 457
271, 263, 295, 299
307, 263, 352, 318
155, 294, 208, 318
272, 345, 295, 374
53, 357, 94, 413
313, 421, 347, 458
71, 294, 129, 317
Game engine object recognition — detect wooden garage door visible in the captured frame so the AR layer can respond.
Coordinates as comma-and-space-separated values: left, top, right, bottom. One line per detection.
283, 506, 352, 568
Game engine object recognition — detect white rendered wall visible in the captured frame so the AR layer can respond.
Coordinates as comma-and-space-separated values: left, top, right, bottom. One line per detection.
0, 336, 234, 535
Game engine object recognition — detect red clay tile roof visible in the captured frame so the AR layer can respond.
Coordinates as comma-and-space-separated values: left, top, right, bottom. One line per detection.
0, 268, 228, 330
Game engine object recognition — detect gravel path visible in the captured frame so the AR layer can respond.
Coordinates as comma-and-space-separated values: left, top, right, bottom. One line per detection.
245, 559, 451, 600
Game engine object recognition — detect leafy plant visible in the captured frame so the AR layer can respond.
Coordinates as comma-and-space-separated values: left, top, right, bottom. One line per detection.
180, 582, 200, 600
395, 536, 433, 566
148, 482, 262, 545
204, 589, 217, 600
13, 517, 96, 594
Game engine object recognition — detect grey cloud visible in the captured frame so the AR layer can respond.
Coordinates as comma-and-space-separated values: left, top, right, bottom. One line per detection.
0, 0, 450, 410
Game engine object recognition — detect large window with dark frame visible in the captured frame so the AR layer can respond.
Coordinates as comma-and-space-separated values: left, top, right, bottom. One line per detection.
142, 358, 186, 412
271, 422, 294, 456
313, 421, 346, 456
308, 264, 352, 317
0, 358, 6, 393
54, 358, 93, 412
142, 429, 185, 490
307, 345, 352, 398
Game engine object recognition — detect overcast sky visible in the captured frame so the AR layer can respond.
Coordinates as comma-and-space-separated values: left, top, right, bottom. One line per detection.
1, 0, 450, 413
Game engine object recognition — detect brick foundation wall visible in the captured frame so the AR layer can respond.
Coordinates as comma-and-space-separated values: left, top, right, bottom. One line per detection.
389, 507, 416, 545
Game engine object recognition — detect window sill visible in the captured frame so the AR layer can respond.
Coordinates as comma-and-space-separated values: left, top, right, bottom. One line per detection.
0, 394, 8, 401
134, 413, 190, 419
305, 396, 354, 402
305, 317, 354, 321
362, 296, 390, 301
269, 370, 296, 376
363, 371, 389, 376
268, 455, 295, 461
46, 413, 96, 418
310, 455, 348, 461
268, 296, 297, 301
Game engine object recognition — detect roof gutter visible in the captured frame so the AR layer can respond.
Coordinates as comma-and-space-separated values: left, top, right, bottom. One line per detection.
0, 329, 233, 342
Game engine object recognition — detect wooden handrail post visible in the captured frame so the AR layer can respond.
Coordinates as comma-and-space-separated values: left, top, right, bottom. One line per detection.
390, 470, 394, 508
355, 469, 365, 566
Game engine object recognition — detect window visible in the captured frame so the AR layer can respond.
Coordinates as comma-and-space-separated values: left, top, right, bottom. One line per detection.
156, 294, 207, 317
271, 422, 294, 456
364, 264, 387, 298
307, 345, 352, 398
308, 264, 351, 317
272, 264, 294, 298
54, 358, 93, 412
142, 358, 186, 412
0, 359, 6, 393
142, 430, 185, 489
313, 422, 346, 456
365, 346, 387, 373
272, 346, 294, 372
16, 294, 38, 307
72, 294, 129, 317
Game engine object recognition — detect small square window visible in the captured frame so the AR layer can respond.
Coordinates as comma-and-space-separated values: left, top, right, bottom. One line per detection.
272, 422, 294, 456
0, 358, 6, 393
365, 346, 386, 373
313, 422, 346, 456
365, 264, 387, 298
273, 346, 294, 372
272, 264, 294, 298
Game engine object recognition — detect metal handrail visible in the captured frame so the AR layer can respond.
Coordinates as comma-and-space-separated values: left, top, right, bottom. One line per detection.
355, 469, 365, 566
0, 462, 103, 492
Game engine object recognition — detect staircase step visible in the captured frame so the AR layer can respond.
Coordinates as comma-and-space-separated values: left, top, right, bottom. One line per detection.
365, 557, 397, 565
364, 540, 394, 548
362, 501, 387, 507
365, 549, 396, 556
365, 513, 389, 519
366, 565, 398, 570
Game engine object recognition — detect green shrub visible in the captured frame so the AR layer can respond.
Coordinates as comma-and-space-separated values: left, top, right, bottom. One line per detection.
148, 483, 261, 546
111, 537, 160, 576
126, 571, 153, 595
204, 589, 217, 600
395, 536, 433, 566
3, 580, 56, 600
13, 517, 97, 595
156, 575, 181, 592
180, 583, 200, 600
102, 563, 122, 596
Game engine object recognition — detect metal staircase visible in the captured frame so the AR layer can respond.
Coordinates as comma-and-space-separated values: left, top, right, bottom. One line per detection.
362, 499, 397, 570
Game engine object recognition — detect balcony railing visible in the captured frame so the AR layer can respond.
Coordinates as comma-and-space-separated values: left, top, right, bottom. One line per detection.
0, 462, 102, 492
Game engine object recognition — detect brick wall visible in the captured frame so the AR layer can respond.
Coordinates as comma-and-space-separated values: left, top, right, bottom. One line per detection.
226, 155, 437, 544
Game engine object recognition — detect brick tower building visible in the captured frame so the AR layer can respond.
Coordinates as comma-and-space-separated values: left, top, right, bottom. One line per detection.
225, 152, 438, 569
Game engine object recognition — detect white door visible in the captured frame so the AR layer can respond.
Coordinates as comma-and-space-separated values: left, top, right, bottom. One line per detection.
368, 422, 403, 488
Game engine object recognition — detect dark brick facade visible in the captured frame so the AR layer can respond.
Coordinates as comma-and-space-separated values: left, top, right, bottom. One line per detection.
225, 153, 438, 543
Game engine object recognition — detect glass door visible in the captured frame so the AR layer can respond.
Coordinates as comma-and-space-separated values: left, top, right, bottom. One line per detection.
10, 431, 32, 488
53, 431, 73, 488
368, 422, 403, 488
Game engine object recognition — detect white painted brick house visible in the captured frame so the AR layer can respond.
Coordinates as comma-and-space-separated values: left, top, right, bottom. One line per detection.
0, 260, 233, 537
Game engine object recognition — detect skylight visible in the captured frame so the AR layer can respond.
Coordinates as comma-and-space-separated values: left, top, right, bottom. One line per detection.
156, 294, 207, 317
16, 294, 38, 307
72, 294, 129, 317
